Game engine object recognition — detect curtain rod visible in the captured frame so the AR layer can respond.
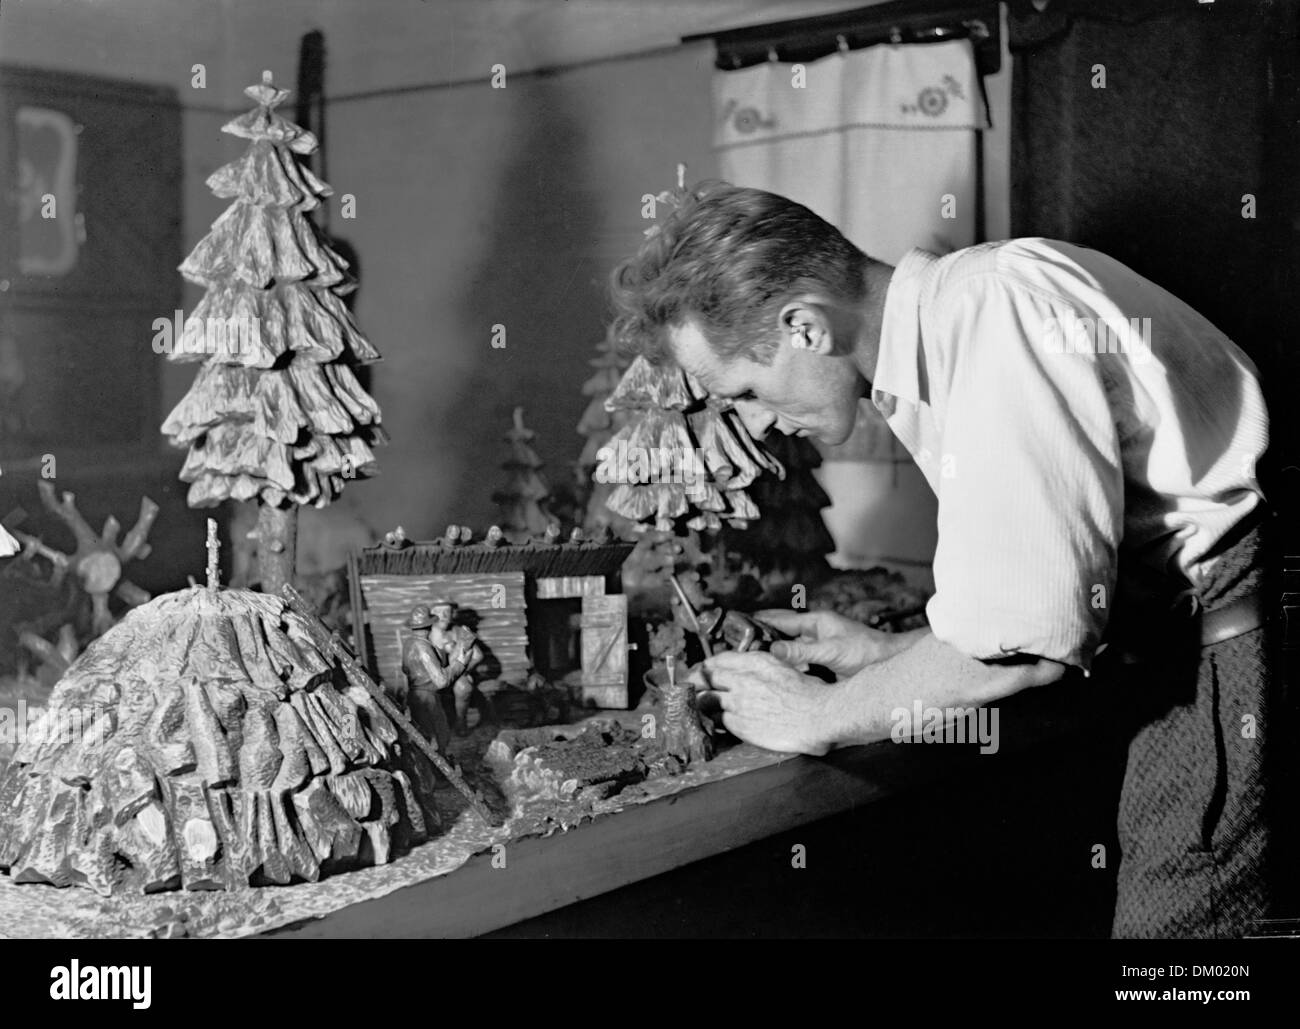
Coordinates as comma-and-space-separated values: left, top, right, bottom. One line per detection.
683, 1, 1002, 75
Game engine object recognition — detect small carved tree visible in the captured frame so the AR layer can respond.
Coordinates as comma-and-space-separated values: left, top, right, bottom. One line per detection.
492, 407, 552, 541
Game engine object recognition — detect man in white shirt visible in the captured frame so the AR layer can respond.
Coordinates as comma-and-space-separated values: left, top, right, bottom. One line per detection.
609, 182, 1280, 938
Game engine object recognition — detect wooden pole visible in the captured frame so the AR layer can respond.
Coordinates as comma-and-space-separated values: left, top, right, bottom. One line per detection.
206, 517, 220, 590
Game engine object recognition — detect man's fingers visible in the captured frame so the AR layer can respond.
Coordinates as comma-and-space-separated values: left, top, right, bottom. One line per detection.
704, 649, 780, 670
771, 638, 840, 667
753, 609, 820, 638
695, 654, 779, 695
770, 639, 811, 665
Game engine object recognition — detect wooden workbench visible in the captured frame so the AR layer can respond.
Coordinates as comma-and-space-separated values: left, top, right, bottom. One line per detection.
266, 680, 1101, 938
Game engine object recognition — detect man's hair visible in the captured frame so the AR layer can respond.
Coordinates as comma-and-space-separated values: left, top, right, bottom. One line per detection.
608, 181, 867, 365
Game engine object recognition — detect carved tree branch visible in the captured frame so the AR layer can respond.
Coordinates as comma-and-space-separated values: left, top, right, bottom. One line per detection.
18, 630, 72, 678
115, 580, 152, 607
37, 481, 100, 552
101, 514, 121, 547
118, 496, 160, 562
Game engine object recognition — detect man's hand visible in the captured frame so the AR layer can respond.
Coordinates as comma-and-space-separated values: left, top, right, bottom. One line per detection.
692, 650, 837, 755
754, 609, 900, 678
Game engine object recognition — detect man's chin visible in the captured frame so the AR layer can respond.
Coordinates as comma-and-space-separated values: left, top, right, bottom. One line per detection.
812, 425, 852, 446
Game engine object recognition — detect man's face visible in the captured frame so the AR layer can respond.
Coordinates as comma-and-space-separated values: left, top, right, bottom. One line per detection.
431, 606, 453, 629
667, 319, 863, 446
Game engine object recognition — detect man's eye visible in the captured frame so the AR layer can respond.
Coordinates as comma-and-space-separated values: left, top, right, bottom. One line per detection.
733, 390, 757, 402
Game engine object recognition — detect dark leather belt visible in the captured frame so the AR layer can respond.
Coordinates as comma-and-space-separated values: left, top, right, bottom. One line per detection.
1099, 589, 1266, 666
1198, 591, 1266, 647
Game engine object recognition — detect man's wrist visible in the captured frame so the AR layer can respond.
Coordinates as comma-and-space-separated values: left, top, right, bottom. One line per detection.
811, 681, 857, 753
874, 626, 928, 663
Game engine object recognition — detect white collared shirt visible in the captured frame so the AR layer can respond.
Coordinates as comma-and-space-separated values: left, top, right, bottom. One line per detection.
874, 239, 1268, 671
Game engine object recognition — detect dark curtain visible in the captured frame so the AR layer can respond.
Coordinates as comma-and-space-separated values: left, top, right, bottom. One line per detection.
1008, 0, 1300, 523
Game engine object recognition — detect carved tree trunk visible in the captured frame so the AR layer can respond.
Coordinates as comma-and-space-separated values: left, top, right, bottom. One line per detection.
228, 501, 259, 589
256, 503, 297, 597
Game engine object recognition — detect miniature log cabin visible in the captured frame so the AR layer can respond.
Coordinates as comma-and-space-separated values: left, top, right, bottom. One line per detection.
349, 533, 636, 708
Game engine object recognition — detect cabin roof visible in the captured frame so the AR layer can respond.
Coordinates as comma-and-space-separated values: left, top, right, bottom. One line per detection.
355, 539, 635, 578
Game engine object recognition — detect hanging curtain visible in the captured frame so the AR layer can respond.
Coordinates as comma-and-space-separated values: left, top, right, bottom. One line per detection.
712, 39, 988, 571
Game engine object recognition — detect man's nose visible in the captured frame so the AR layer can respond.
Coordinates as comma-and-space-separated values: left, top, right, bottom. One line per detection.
733, 399, 776, 439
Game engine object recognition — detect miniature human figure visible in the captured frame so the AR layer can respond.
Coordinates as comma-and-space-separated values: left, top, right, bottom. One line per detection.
484, 524, 507, 547
427, 599, 483, 734
399, 604, 454, 754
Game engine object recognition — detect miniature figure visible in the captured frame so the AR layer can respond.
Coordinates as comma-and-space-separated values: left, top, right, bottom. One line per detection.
399, 604, 455, 753
427, 600, 484, 734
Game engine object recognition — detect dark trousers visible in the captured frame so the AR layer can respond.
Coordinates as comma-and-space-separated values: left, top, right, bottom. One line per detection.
407, 684, 452, 756
1107, 523, 1284, 938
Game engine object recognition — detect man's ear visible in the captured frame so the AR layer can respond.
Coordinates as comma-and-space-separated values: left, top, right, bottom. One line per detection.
778, 301, 834, 355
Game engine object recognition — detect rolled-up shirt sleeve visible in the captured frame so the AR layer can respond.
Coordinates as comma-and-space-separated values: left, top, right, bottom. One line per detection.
923, 276, 1124, 672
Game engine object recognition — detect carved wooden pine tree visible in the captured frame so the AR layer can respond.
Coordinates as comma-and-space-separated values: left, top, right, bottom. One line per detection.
601, 356, 780, 613
722, 433, 835, 591
492, 407, 552, 540
602, 355, 778, 533
161, 72, 383, 596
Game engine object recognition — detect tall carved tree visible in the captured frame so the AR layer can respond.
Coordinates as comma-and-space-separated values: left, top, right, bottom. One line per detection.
161, 72, 383, 595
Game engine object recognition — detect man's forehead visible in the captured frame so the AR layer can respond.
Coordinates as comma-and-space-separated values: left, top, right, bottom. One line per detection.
666, 321, 742, 393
